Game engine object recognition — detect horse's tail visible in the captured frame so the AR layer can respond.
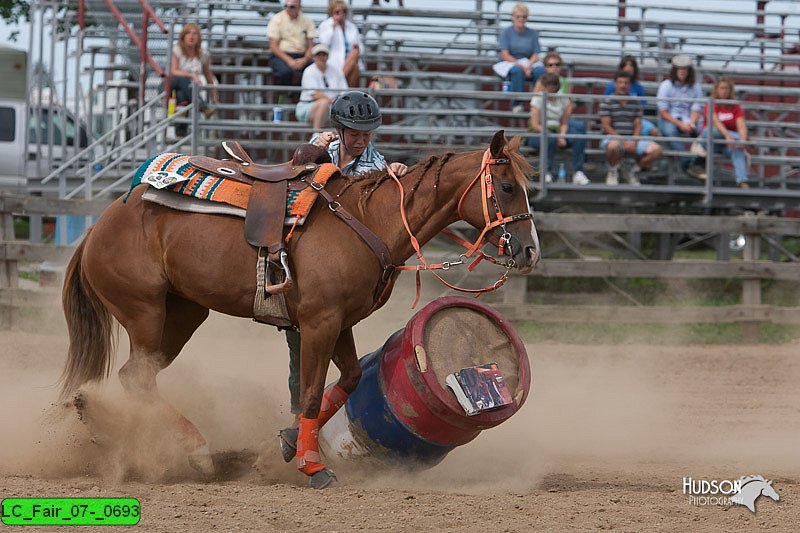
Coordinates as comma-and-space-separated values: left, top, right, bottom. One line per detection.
59, 227, 115, 401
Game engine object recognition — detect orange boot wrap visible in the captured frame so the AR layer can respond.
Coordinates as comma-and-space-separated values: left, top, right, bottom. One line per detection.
296, 416, 326, 476
318, 385, 349, 427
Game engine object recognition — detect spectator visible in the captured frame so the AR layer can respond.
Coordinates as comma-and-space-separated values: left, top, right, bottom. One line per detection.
527, 72, 589, 184
493, 3, 545, 111
604, 55, 660, 137
267, 1, 315, 86
690, 78, 750, 188
656, 54, 703, 175
169, 23, 219, 113
317, 0, 363, 87
296, 44, 348, 130
532, 51, 569, 94
529, 52, 589, 184
280, 92, 408, 428
600, 71, 663, 185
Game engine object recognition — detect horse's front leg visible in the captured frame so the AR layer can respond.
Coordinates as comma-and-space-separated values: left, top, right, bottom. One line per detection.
295, 321, 340, 487
278, 327, 360, 485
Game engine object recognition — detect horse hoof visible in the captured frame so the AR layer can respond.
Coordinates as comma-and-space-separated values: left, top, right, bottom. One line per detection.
188, 444, 215, 476
309, 468, 338, 489
278, 427, 298, 463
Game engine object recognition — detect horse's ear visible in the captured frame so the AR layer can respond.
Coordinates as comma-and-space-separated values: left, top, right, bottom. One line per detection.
490, 130, 506, 158
508, 135, 522, 152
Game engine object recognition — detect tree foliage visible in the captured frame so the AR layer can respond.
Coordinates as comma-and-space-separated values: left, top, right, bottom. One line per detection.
0, 0, 31, 41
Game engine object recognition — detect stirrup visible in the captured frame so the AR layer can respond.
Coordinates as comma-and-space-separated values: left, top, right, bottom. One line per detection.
309, 468, 337, 489
265, 250, 294, 295
278, 427, 298, 463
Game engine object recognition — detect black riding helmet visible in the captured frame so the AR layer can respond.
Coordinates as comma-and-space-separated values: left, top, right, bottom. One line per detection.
330, 91, 382, 131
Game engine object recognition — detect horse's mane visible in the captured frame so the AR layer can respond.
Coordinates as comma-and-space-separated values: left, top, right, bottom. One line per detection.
336, 152, 456, 215
336, 135, 532, 215
505, 136, 534, 188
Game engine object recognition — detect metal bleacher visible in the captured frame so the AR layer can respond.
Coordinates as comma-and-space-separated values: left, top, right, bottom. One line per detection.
23, 0, 800, 214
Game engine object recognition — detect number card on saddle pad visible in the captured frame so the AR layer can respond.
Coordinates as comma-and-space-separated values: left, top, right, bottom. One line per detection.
446, 362, 514, 416
132, 152, 337, 225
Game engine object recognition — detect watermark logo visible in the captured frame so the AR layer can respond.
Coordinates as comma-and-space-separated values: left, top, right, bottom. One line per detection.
683, 475, 780, 513
730, 475, 780, 513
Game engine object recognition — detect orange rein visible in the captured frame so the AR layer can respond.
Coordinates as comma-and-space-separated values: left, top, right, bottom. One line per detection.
390, 148, 532, 307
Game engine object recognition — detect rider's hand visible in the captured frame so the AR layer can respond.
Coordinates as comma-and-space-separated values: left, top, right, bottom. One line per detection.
313, 131, 338, 149
389, 162, 408, 176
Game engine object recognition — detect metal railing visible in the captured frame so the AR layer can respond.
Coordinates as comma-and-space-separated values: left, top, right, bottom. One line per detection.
20, 0, 799, 205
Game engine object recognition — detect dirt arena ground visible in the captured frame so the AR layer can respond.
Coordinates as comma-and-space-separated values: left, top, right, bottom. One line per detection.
1, 275, 799, 532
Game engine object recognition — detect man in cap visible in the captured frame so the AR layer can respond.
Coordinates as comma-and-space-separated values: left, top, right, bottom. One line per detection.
267, 1, 316, 85
296, 44, 348, 129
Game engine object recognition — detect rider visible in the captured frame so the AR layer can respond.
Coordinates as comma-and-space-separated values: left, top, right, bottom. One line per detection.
310, 90, 408, 176
283, 91, 407, 429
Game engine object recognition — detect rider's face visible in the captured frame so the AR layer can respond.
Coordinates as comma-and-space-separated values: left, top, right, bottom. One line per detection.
341, 128, 373, 156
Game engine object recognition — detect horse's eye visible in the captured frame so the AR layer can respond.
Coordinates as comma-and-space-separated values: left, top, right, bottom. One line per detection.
501, 182, 514, 194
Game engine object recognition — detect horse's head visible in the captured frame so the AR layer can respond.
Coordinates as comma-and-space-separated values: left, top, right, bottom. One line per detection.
762, 480, 780, 502
458, 131, 540, 274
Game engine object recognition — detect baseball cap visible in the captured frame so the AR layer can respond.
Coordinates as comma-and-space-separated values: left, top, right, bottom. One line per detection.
312, 44, 330, 56
671, 54, 693, 68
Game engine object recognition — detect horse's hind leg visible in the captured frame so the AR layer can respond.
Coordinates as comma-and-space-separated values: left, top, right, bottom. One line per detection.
118, 293, 212, 474
318, 327, 360, 426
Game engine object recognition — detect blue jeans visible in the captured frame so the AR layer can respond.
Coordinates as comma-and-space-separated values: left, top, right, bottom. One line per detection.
507, 62, 545, 105
658, 119, 694, 170
268, 53, 309, 86
697, 127, 748, 184
526, 119, 586, 173
285, 329, 301, 414
167, 76, 206, 109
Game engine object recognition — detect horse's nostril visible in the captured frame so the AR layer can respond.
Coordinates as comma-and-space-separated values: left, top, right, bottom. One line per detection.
525, 245, 538, 265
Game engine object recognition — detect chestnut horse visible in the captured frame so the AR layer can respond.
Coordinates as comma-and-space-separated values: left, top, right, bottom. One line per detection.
59, 131, 539, 486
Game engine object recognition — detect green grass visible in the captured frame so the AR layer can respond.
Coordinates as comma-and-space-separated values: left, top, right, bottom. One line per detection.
17, 270, 39, 282
520, 276, 798, 307
515, 321, 800, 345
13, 217, 29, 239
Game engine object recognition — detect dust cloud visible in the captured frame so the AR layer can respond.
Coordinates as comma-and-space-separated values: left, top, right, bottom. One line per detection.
2, 275, 799, 493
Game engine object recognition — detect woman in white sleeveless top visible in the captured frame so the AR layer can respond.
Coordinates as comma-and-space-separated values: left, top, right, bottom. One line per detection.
317, 0, 363, 87
170, 23, 218, 112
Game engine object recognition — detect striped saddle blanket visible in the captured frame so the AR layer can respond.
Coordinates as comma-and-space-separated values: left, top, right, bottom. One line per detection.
131, 152, 337, 224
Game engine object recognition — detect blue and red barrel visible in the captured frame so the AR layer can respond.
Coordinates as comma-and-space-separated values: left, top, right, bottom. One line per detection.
319, 296, 531, 468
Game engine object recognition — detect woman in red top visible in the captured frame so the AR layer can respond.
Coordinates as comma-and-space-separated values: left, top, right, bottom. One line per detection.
691, 78, 749, 188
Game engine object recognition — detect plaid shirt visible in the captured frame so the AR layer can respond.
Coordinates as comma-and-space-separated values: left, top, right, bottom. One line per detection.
309, 134, 388, 175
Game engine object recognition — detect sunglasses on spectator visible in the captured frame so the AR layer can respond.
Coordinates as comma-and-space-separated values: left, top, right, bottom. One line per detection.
334, 9, 347, 14
285, 3, 299, 9
547, 62, 561, 67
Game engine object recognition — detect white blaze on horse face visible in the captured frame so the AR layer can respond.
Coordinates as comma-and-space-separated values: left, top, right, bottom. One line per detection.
521, 181, 541, 267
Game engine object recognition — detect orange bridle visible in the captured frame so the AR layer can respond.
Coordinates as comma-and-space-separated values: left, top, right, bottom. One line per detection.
390, 148, 536, 307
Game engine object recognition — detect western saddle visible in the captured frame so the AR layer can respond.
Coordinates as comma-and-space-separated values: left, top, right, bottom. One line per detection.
184, 141, 396, 326
188, 141, 326, 296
